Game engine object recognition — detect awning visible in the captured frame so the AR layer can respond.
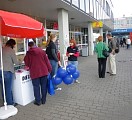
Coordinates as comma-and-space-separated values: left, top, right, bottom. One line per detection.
0, 10, 45, 38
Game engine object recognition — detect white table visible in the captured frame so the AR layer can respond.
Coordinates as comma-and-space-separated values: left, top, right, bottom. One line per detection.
12, 69, 34, 106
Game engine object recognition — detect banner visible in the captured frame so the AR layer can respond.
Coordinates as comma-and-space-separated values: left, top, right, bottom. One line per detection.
92, 21, 103, 28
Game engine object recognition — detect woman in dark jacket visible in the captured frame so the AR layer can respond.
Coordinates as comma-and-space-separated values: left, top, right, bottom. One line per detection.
46, 34, 61, 90
95, 36, 109, 78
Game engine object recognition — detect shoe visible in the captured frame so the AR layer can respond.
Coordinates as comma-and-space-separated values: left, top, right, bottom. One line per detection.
13, 103, 18, 107
56, 87, 62, 91
110, 74, 116, 76
42, 101, 46, 104
34, 101, 41, 106
74, 80, 80, 83
106, 72, 110, 74
9, 103, 18, 106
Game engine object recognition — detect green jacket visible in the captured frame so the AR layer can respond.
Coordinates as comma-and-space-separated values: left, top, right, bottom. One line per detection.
95, 42, 109, 58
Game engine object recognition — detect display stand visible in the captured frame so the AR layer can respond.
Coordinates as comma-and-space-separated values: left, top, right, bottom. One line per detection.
12, 69, 34, 106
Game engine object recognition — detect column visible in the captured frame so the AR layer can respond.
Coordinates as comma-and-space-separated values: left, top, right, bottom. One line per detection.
105, 30, 108, 45
88, 22, 94, 55
99, 27, 103, 36
58, 9, 69, 58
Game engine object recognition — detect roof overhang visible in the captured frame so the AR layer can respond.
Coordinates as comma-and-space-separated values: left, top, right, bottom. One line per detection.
0, 0, 112, 30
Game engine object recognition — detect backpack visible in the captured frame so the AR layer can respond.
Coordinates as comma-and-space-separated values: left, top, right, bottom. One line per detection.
115, 41, 119, 53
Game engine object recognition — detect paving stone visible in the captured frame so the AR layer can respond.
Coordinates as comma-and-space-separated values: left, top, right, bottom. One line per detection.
1, 48, 132, 120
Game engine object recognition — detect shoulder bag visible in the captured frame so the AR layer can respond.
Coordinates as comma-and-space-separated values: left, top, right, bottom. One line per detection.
102, 43, 109, 57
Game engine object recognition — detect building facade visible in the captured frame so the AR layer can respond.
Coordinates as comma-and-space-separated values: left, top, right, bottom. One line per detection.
0, 0, 114, 59
112, 17, 132, 40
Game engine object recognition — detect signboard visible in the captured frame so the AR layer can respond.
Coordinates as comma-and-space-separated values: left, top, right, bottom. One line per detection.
92, 21, 103, 28
112, 28, 132, 33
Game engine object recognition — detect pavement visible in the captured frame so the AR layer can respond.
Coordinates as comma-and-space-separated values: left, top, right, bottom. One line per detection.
1, 47, 132, 120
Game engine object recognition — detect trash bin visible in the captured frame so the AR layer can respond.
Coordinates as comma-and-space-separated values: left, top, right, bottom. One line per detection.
82, 45, 88, 56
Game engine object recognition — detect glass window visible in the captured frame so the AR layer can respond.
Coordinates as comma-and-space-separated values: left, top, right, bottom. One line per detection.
127, 20, 129, 24
96, 1, 99, 19
37, 37, 47, 49
46, 20, 58, 30
103, 0, 105, 10
11, 38, 26, 55
111, 11, 113, 19
131, 20, 132, 24
93, 0, 97, 18
72, 0, 79, 7
80, 0, 85, 11
65, 0, 71, 2
85, 0, 90, 13
106, 1, 110, 16
89, 0, 93, 14
98, 4, 101, 19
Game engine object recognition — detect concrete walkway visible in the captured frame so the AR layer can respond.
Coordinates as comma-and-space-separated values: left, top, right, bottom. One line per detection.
1, 47, 132, 120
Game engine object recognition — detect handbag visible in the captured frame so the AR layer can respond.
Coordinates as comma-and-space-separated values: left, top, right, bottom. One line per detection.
102, 43, 109, 57
47, 74, 55, 96
102, 49, 109, 57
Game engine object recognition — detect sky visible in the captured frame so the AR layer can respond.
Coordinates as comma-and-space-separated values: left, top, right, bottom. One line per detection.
112, 0, 132, 18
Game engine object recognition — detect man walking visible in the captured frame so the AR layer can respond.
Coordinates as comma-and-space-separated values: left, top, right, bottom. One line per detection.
107, 33, 116, 76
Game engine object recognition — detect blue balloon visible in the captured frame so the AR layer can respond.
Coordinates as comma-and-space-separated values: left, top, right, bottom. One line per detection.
63, 75, 73, 85
52, 76, 62, 85
57, 67, 67, 78
67, 64, 72, 67
72, 70, 80, 79
66, 64, 76, 74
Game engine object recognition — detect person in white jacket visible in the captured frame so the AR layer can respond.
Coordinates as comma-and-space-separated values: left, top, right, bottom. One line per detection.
126, 37, 131, 49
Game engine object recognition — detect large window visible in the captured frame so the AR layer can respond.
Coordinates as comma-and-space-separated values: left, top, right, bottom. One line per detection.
89, 0, 94, 15
103, 0, 105, 10
106, 1, 110, 16
80, 0, 85, 11
85, 0, 90, 14
96, 1, 99, 19
93, 0, 97, 18
98, 4, 101, 19
72, 0, 79, 7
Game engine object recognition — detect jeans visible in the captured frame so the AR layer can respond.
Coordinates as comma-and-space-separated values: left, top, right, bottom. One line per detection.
49, 60, 58, 89
68, 61, 78, 69
0, 70, 14, 105
98, 58, 107, 78
32, 76, 48, 104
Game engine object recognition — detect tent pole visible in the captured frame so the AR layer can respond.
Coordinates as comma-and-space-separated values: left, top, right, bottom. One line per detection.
0, 18, 7, 110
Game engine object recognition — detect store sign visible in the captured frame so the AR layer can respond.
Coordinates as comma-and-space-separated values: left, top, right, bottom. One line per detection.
92, 21, 103, 28
113, 29, 128, 33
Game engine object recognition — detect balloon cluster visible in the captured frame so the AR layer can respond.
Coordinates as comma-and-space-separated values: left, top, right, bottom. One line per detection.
52, 64, 80, 85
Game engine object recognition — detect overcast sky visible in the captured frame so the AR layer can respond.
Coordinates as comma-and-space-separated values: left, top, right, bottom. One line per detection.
112, 0, 132, 18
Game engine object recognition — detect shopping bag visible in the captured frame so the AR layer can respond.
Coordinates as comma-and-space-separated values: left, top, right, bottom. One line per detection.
47, 74, 55, 96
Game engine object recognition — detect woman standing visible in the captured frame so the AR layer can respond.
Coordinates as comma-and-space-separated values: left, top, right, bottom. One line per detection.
0, 39, 18, 105
46, 34, 61, 90
95, 36, 109, 78
66, 39, 80, 83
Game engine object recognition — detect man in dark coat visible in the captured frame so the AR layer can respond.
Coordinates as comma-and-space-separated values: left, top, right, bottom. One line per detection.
24, 41, 52, 106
